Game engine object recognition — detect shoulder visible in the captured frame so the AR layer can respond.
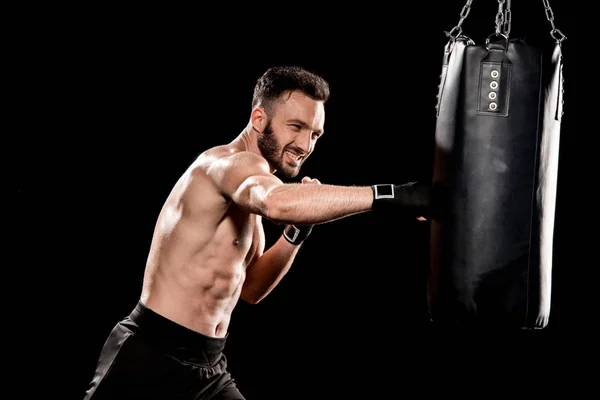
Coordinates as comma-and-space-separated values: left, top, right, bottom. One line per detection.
190, 145, 273, 197
199, 145, 270, 174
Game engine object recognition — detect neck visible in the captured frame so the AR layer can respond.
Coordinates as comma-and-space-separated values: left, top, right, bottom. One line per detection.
232, 123, 257, 152
233, 123, 276, 174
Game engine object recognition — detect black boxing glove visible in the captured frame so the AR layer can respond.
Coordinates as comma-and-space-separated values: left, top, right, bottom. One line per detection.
371, 182, 432, 219
283, 224, 313, 245
371, 181, 450, 220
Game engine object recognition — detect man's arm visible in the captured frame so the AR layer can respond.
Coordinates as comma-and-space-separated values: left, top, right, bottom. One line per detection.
240, 177, 321, 304
240, 229, 303, 304
212, 151, 370, 304
215, 152, 434, 304
213, 151, 374, 226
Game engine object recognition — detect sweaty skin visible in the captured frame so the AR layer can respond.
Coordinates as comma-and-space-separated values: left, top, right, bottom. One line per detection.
140, 92, 375, 338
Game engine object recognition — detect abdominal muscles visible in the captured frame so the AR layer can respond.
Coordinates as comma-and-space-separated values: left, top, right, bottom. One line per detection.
142, 203, 253, 338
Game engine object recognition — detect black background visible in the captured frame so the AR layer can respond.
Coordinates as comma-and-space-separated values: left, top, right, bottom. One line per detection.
13, 1, 580, 398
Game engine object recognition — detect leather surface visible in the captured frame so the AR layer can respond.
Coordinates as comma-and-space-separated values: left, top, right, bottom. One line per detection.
429, 37, 563, 330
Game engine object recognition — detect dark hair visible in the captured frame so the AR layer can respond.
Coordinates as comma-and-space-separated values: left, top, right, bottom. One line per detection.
252, 66, 330, 115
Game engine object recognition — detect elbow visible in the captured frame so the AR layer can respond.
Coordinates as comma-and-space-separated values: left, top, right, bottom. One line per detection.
240, 278, 268, 305
240, 291, 264, 305
261, 191, 293, 224
236, 180, 289, 224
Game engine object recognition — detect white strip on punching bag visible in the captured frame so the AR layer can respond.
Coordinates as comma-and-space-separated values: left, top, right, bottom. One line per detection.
535, 44, 564, 328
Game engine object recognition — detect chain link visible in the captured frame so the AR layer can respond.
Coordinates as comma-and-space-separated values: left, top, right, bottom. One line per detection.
494, 0, 512, 36
495, 0, 506, 35
445, 0, 473, 39
542, 0, 567, 43
503, 0, 512, 35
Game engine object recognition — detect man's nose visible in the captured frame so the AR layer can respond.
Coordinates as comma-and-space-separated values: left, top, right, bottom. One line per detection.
296, 131, 313, 153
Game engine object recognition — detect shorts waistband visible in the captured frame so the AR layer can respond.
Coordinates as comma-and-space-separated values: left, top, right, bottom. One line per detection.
128, 301, 227, 362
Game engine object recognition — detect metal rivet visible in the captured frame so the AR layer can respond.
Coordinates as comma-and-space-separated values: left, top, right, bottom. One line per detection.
491, 70, 499, 78
490, 81, 498, 89
489, 102, 498, 110
488, 92, 497, 100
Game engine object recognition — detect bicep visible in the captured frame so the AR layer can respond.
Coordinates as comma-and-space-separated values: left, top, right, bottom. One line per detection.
250, 216, 266, 264
210, 152, 284, 216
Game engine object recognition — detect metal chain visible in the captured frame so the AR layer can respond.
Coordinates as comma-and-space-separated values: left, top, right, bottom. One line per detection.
446, 0, 566, 42
503, 0, 512, 35
494, 0, 505, 35
542, 0, 567, 43
445, 0, 473, 40
494, 0, 512, 36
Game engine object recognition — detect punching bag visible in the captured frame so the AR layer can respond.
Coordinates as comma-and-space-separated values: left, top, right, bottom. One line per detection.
428, 0, 566, 331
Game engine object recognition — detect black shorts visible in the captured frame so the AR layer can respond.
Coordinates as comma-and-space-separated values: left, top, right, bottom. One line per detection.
84, 301, 245, 400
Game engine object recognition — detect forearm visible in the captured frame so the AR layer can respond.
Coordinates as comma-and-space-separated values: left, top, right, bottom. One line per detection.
264, 184, 374, 225
240, 237, 301, 304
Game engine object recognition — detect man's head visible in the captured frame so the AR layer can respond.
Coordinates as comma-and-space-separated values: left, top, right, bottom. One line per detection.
251, 66, 330, 179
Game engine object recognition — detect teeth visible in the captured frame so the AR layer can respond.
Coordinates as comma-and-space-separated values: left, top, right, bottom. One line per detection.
286, 151, 300, 160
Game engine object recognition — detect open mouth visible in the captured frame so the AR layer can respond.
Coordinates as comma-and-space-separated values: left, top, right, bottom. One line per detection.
285, 150, 304, 165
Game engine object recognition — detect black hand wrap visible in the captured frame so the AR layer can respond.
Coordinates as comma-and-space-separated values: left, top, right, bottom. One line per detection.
371, 182, 432, 219
283, 224, 313, 245
371, 181, 450, 220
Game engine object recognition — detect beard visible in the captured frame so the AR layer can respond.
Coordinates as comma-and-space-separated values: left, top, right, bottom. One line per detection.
257, 119, 300, 179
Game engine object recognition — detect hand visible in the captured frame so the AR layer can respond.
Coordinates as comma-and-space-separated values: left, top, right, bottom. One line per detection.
371, 182, 431, 221
301, 176, 321, 185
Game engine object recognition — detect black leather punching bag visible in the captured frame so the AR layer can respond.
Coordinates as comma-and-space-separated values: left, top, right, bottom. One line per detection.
428, 1, 566, 331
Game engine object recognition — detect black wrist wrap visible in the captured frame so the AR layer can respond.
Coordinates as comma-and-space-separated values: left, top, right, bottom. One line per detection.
283, 224, 313, 245
371, 182, 432, 218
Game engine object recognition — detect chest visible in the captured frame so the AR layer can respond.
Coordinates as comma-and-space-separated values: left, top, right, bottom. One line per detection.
223, 207, 262, 260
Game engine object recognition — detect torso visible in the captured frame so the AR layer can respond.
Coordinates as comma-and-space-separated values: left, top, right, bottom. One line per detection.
140, 144, 263, 338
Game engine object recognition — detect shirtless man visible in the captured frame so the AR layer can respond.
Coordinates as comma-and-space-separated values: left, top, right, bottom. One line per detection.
84, 65, 432, 400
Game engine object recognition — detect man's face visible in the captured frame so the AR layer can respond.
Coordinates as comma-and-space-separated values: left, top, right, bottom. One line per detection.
257, 91, 325, 179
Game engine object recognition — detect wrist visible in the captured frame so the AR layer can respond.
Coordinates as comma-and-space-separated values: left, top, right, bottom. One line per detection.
371, 184, 395, 207
283, 224, 313, 245
371, 182, 431, 216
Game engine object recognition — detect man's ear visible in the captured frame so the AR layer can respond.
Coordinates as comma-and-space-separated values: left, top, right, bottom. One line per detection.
251, 107, 267, 133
